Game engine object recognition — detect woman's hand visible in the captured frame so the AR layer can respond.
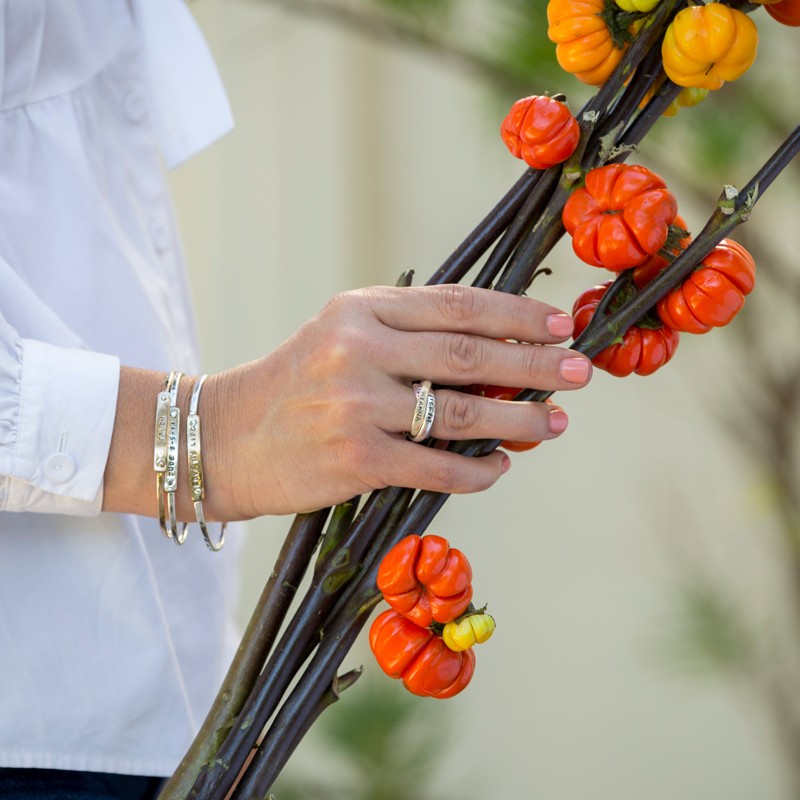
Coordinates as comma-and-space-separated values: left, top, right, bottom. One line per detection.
202, 285, 591, 518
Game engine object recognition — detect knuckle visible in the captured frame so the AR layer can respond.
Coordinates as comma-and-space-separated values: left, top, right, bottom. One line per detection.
441, 393, 479, 434
435, 284, 483, 324
427, 459, 460, 492
319, 289, 355, 319
520, 343, 547, 383
320, 325, 361, 366
441, 333, 483, 377
335, 435, 374, 474
319, 289, 375, 328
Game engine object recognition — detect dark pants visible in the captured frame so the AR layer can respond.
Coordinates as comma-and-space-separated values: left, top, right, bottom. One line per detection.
0, 769, 164, 800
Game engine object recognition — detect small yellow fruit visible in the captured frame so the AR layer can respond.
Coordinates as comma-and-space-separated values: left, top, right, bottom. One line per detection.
614, 0, 661, 12
442, 613, 496, 652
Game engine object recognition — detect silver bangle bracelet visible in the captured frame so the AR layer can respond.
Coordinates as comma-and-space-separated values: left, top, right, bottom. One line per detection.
185, 374, 226, 552
155, 371, 187, 543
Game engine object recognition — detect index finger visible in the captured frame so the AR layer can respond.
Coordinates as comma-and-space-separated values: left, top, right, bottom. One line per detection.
364, 284, 575, 344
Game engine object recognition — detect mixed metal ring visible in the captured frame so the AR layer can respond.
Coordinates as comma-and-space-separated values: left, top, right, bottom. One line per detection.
408, 380, 436, 443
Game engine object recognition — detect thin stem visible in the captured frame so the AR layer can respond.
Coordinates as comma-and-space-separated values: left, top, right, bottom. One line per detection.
494, 197, 567, 294
322, 487, 415, 624
426, 169, 540, 285
234, 477, 440, 796
314, 497, 359, 571
613, 79, 681, 154
189, 486, 407, 799
471, 168, 561, 289
594, 0, 683, 128
230, 593, 382, 799
229, 666, 366, 800
226, 486, 419, 797
157, 508, 329, 800
235, 468, 474, 797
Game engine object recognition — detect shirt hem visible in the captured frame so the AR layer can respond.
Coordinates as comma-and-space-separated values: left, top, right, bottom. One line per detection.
0, 751, 179, 779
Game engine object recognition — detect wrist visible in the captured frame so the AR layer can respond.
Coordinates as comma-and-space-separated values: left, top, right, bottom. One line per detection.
196, 366, 249, 522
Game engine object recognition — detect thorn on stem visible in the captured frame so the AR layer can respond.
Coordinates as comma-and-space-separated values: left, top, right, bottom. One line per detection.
331, 665, 364, 699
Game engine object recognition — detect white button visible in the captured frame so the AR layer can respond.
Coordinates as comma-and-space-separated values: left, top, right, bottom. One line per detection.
43, 453, 76, 484
149, 220, 171, 253
122, 89, 147, 124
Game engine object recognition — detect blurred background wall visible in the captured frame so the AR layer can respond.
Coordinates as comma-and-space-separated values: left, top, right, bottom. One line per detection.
168, 2, 800, 798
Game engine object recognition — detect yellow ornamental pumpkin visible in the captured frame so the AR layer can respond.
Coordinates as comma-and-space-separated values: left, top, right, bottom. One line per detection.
662, 3, 758, 91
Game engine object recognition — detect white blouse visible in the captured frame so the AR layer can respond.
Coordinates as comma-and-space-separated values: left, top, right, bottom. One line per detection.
0, 0, 243, 777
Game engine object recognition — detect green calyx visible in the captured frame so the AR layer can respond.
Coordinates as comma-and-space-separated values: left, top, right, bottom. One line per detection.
607, 280, 664, 330
598, 0, 648, 51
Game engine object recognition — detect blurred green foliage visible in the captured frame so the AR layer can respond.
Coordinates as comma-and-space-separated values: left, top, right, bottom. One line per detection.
375, 0, 452, 20
272, 672, 470, 800
658, 581, 755, 677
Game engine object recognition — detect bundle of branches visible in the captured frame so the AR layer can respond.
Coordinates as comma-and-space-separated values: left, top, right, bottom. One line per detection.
159, 1, 800, 797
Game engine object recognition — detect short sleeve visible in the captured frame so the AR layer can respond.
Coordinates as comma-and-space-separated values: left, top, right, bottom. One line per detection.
0, 311, 120, 515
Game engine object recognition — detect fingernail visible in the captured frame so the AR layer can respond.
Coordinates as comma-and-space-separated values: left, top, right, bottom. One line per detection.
546, 313, 574, 338
548, 407, 569, 434
501, 453, 512, 474
560, 356, 590, 384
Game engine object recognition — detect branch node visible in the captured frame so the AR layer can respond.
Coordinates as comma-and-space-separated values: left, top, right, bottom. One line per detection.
598, 122, 626, 162
741, 182, 759, 221
606, 142, 638, 162
719, 184, 739, 216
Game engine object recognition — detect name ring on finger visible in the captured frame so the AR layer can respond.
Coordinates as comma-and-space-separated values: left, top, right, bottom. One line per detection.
408, 380, 436, 443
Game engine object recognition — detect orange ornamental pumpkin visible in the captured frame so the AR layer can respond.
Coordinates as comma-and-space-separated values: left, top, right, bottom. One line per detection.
562, 163, 679, 271
376, 534, 473, 628
572, 281, 680, 377
547, 0, 627, 86
500, 94, 580, 170
369, 609, 476, 699
763, 0, 800, 25
656, 239, 756, 334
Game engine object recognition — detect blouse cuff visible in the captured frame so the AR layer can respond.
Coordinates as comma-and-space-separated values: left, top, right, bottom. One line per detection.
0, 339, 120, 515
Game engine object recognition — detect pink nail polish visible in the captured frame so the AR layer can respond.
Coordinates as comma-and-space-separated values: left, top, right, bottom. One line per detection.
501, 453, 512, 474
560, 357, 590, 384
549, 408, 569, 434
546, 313, 574, 338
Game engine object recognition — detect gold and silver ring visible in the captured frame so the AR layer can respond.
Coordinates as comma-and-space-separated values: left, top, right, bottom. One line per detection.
408, 380, 436, 443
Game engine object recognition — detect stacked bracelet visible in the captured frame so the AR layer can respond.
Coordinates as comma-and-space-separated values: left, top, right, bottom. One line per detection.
153, 371, 226, 552
186, 374, 226, 552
